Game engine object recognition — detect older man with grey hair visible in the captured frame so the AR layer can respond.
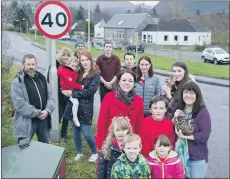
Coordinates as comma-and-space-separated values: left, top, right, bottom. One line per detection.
11, 54, 54, 144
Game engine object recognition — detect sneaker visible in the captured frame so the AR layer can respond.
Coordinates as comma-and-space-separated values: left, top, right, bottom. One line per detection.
74, 154, 83, 161
88, 154, 98, 163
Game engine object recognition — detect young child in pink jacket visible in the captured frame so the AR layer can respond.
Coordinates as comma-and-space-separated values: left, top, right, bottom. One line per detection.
147, 135, 184, 178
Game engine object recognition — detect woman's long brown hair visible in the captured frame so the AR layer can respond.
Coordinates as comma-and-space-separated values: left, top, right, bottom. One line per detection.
79, 50, 100, 79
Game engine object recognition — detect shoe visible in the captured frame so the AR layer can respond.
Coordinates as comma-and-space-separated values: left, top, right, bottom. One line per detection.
61, 136, 69, 141
74, 154, 83, 161
88, 154, 98, 163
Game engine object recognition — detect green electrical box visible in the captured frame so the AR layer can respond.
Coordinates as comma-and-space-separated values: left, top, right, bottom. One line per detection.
2, 141, 66, 178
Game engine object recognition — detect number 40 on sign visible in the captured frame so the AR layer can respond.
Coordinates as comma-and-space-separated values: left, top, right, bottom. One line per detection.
35, 1, 72, 39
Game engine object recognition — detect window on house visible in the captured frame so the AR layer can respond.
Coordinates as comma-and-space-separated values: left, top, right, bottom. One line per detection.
122, 32, 124, 39
147, 35, 152, 44
164, 35, 168, 41
143, 34, 146, 43
184, 36, 188, 41
174, 35, 178, 41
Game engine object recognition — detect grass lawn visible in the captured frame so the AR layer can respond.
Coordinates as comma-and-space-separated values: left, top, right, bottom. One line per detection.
24, 33, 229, 79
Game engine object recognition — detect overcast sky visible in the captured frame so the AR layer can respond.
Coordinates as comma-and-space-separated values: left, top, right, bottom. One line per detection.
129, 1, 159, 7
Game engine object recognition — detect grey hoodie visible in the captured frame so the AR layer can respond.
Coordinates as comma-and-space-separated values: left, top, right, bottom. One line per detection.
11, 71, 54, 138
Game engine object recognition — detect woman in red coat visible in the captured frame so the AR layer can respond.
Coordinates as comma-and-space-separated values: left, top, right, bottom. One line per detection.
96, 69, 144, 150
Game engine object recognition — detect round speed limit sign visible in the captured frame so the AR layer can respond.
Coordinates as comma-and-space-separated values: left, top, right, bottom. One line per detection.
35, 1, 72, 39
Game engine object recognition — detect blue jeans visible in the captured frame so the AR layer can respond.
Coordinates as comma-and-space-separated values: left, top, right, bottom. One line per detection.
190, 160, 208, 178
30, 118, 49, 143
70, 120, 97, 154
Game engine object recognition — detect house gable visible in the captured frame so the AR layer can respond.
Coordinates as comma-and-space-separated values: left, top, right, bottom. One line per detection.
104, 13, 151, 29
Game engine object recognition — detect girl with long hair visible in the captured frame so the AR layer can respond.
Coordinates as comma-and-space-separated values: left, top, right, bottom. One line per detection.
97, 116, 132, 179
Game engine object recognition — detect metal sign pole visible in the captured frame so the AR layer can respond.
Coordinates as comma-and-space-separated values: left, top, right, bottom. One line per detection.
87, 0, 90, 51
46, 38, 59, 143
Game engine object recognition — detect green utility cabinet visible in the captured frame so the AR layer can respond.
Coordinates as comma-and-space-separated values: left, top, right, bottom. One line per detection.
2, 141, 66, 178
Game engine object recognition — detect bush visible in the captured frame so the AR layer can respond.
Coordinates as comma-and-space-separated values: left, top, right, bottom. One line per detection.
29, 29, 43, 36
6, 26, 17, 32
1, 59, 20, 147
194, 45, 206, 52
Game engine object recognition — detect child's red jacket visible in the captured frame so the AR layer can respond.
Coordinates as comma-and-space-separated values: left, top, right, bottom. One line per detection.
57, 66, 83, 90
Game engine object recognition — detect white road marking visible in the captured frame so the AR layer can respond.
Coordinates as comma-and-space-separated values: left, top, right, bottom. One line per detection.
9, 33, 37, 56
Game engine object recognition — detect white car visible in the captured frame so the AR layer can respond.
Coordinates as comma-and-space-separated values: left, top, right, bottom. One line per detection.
201, 48, 229, 65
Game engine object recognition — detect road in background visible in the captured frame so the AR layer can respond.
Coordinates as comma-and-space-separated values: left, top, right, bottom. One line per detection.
5, 31, 229, 178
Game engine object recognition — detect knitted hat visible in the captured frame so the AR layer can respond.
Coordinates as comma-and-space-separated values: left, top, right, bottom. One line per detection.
75, 39, 85, 48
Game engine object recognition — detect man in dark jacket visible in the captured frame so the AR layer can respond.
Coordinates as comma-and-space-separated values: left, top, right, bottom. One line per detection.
11, 54, 54, 143
96, 41, 121, 102
123, 52, 137, 73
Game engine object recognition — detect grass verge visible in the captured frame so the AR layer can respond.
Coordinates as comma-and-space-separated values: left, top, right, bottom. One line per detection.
24, 33, 229, 79
3, 64, 97, 178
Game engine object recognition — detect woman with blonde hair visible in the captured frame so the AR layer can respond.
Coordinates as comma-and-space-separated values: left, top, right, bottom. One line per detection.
55, 47, 72, 140
62, 50, 100, 162
97, 116, 133, 179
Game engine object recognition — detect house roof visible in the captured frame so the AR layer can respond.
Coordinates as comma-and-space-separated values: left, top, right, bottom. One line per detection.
143, 19, 210, 32
104, 13, 150, 29
73, 21, 86, 32
187, 20, 210, 32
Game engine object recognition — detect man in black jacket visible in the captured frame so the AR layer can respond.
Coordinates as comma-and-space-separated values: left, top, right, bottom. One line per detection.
11, 54, 54, 143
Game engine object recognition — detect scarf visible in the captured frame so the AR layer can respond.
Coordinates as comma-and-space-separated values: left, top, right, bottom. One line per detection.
116, 87, 136, 106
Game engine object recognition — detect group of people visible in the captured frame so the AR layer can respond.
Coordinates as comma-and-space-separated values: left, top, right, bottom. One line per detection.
11, 39, 211, 179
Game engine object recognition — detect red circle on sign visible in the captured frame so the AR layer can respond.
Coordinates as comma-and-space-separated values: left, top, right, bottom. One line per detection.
35, 1, 72, 39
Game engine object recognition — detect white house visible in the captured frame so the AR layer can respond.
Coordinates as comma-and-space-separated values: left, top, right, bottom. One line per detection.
142, 19, 211, 46
94, 19, 105, 39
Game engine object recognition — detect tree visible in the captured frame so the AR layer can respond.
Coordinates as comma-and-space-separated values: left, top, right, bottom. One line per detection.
75, 5, 85, 21
85, 20, 94, 37
168, 2, 187, 18
94, 3, 101, 14
12, 8, 29, 32
69, 7, 78, 25
1, 0, 15, 133
23, 3, 33, 28
196, 10, 200, 15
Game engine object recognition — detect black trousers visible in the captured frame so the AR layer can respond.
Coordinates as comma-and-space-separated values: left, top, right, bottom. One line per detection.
99, 83, 112, 103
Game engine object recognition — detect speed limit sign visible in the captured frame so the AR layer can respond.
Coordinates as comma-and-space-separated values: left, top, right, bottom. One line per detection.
35, 1, 72, 39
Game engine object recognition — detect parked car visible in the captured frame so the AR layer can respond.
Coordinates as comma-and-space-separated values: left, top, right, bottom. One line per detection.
92, 39, 104, 50
201, 48, 229, 65
127, 44, 144, 53
112, 41, 122, 50
59, 33, 71, 41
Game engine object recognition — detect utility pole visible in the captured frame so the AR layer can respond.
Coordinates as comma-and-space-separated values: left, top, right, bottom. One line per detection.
46, 38, 59, 143
87, 0, 90, 51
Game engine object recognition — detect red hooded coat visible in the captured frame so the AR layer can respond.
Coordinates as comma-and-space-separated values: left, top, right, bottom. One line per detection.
57, 66, 83, 90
